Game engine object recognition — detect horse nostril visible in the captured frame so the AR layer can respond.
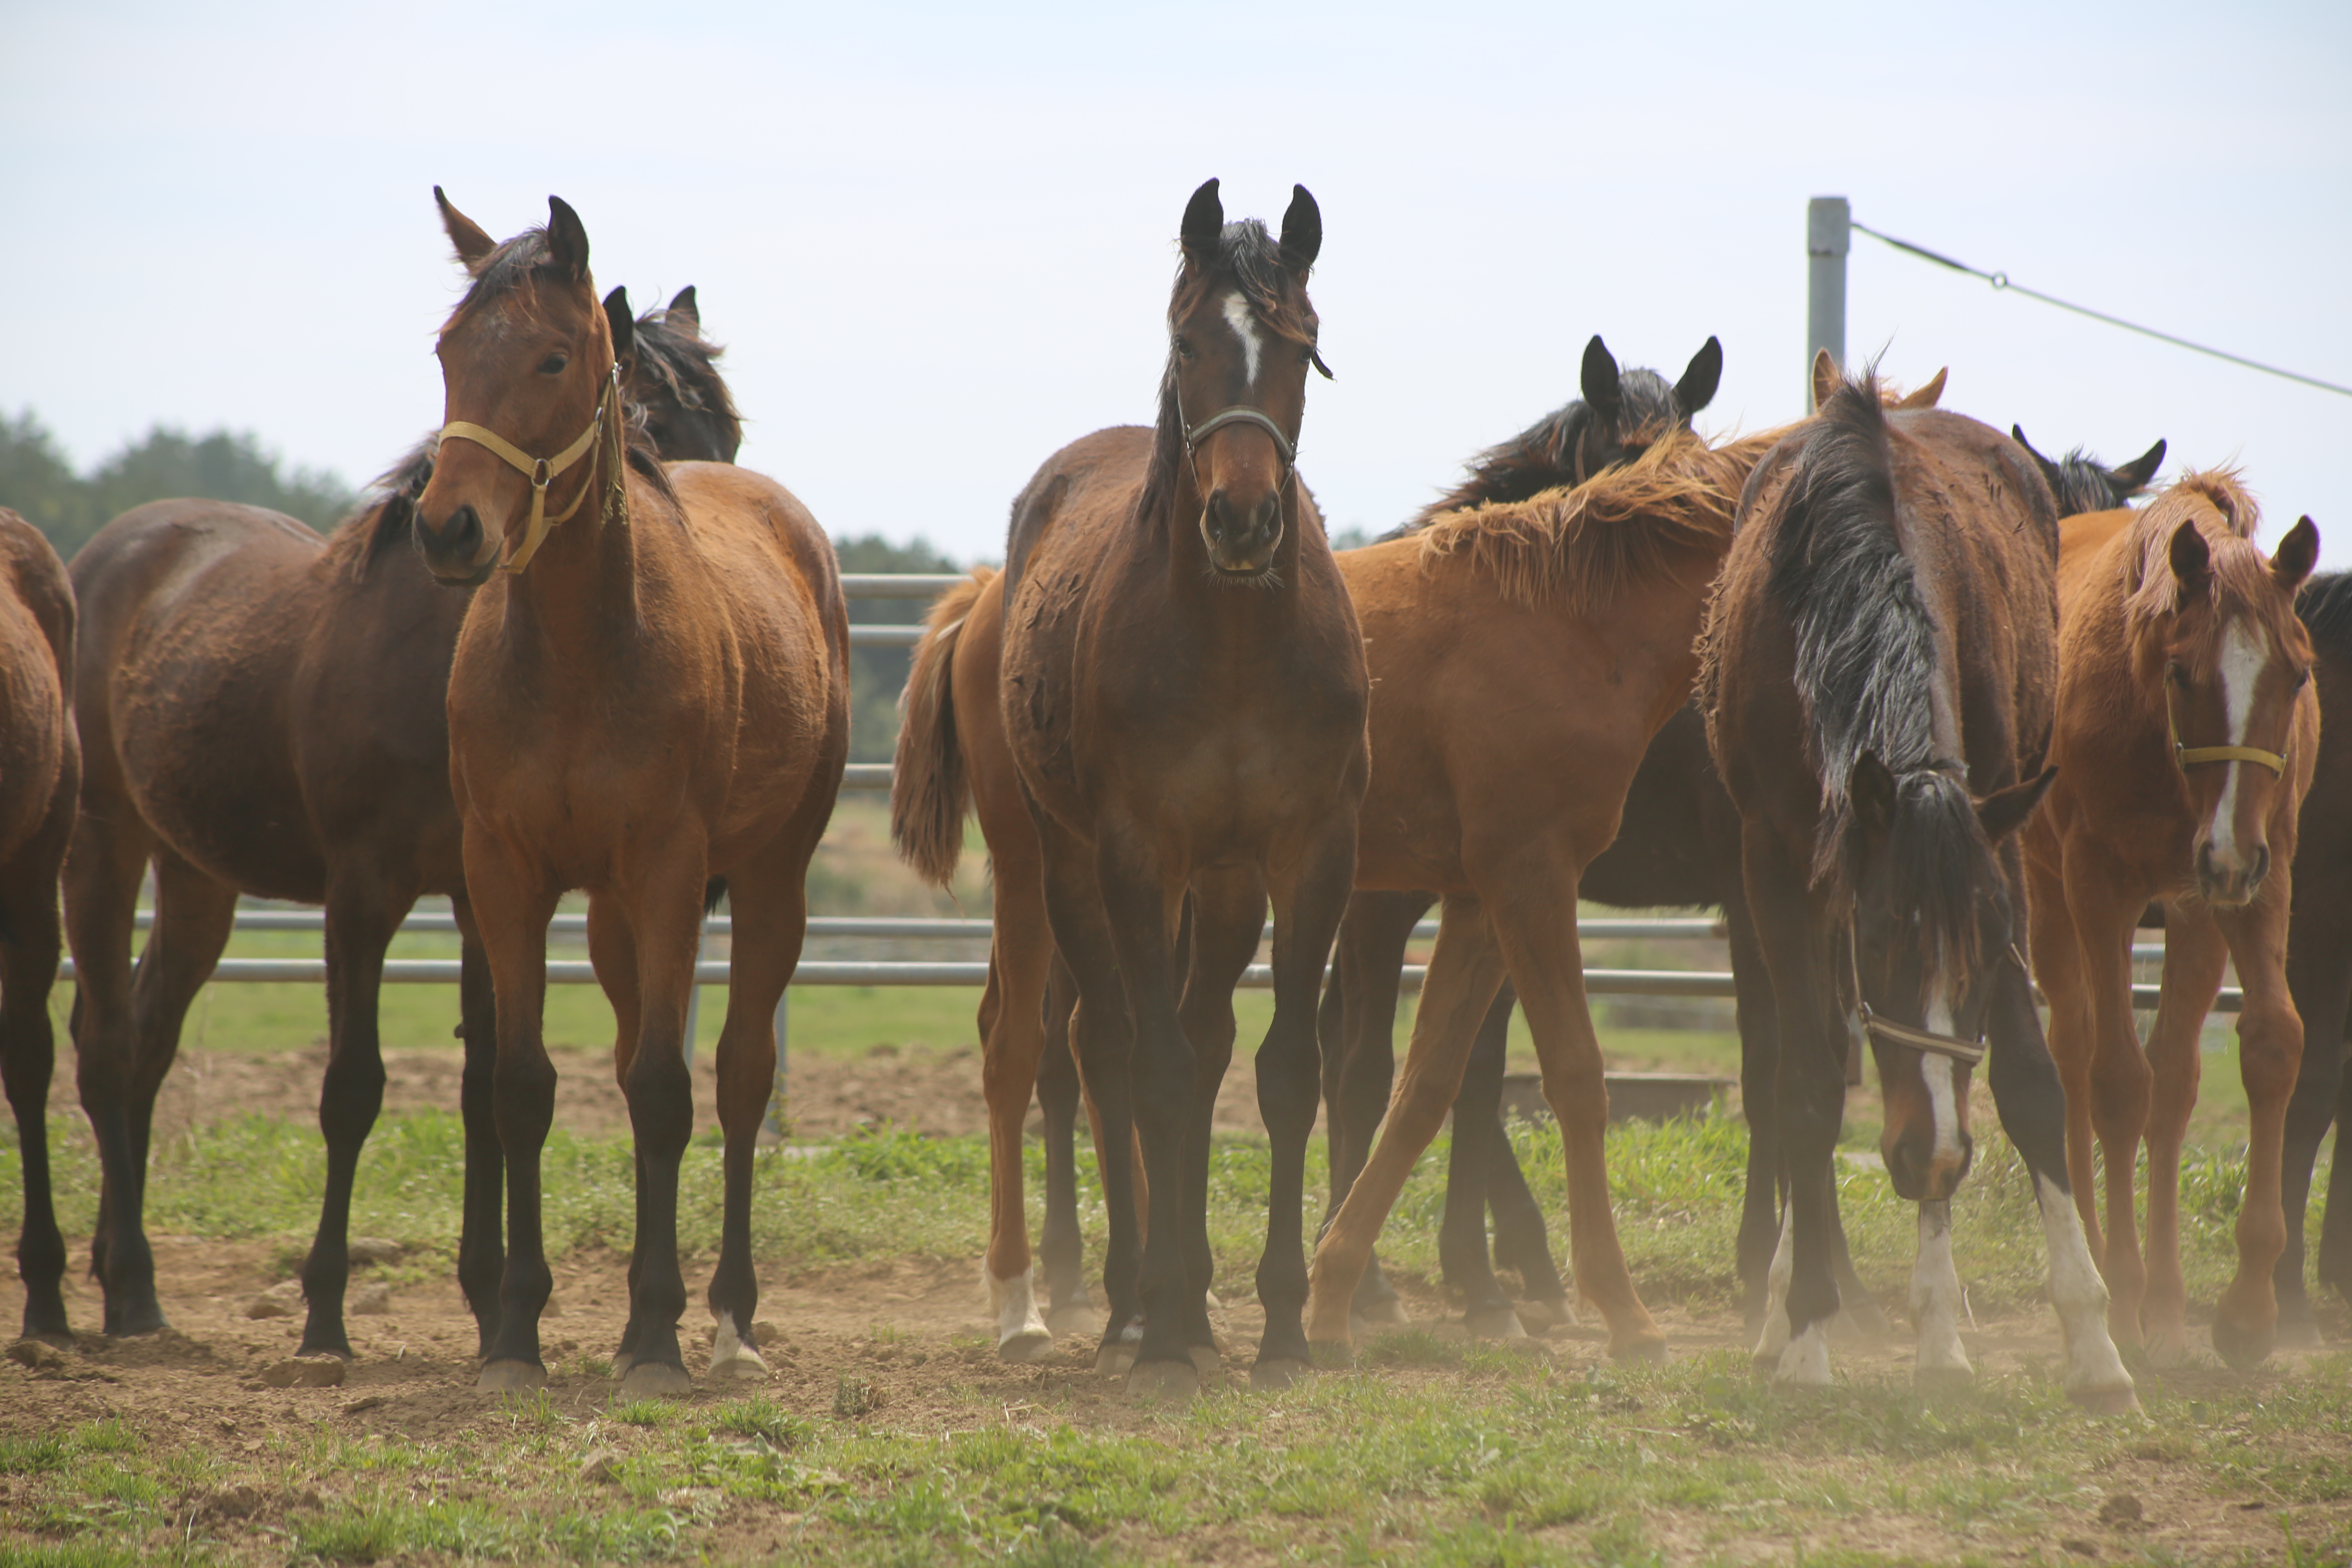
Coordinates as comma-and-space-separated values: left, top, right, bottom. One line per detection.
2250, 845, 2270, 886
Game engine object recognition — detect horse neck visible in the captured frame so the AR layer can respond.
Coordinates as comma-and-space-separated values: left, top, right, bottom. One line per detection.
497, 459, 646, 662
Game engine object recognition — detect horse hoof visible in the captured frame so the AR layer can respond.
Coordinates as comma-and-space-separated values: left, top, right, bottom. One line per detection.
477, 1359, 546, 1392
2211, 1317, 2274, 1371
1464, 1306, 1530, 1342
1188, 1345, 1223, 1378
710, 1348, 772, 1382
18, 1325, 75, 1353
620, 1360, 692, 1397
1045, 1303, 1101, 1338
1125, 1358, 1198, 1406
2067, 1383, 2143, 1417
1307, 1340, 1354, 1372
1096, 1342, 1137, 1378
998, 1328, 1058, 1365
609, 1353, 635, 1381
1512, 1297, 1572, 1335
1352, 1296, 1410, 1330
1250, 1357, 1312, 1392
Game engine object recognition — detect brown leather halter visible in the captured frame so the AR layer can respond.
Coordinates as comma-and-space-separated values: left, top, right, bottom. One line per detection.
439, 361, 628, 573
1849, 935, 2028, 1069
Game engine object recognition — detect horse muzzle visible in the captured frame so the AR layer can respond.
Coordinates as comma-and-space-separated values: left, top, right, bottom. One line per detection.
1200, 490, 1283, 578
416, 502, 499, 587
2194, 837, 2269, 907
1883, 1125, 1974, 1203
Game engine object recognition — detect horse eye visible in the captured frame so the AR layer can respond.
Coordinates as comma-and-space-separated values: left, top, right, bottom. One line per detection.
538, 352, 569, 375
1173, 336, 1194, 361
2294, 667, 2312, 691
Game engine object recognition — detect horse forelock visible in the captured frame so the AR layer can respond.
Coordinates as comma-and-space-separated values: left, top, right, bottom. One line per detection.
1864, 769, 1996, 1002
2122, 469, 2301, 674
1761, 377, 1948, 887
1412, 425, 1768, 613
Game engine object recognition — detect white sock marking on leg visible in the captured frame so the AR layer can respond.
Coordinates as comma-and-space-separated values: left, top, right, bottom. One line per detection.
1909, 1200, 1972, 1377
2036, 1172, 2134, 1400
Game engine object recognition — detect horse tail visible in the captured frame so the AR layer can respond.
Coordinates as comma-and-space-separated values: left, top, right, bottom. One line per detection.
891, 568, 994, 887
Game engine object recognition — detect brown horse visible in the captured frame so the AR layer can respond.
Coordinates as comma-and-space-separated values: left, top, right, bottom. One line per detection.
1299, 421, 1774, 1364
1704, 374, 2132, 1407
2027, 474, 2320, 1366
895, 180, 1365, 1399
413, 193, 846, 1394
60, 284, 744, 1354
0, 510, 80, 1348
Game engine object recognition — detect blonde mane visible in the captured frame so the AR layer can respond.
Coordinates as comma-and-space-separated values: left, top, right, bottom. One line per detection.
1415, 425, 1785, 611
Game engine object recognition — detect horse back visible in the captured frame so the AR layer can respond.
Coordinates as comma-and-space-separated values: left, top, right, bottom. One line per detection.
0, 510, 76, 867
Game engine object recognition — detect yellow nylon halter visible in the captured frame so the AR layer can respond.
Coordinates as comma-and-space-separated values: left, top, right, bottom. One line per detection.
2164, 682, 2290, 776
438, 362, 626, 573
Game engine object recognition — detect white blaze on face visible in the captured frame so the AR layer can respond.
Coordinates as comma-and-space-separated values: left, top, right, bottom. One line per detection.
1221, 291, 1263, 389
1921, 1000, 1963, 1172
2206, 618, 2269, 866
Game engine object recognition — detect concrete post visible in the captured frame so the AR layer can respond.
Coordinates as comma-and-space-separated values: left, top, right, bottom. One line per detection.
1807, 196, 1850, 410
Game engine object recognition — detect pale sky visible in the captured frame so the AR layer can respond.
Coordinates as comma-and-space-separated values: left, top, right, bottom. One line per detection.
4, 0, 2347, 565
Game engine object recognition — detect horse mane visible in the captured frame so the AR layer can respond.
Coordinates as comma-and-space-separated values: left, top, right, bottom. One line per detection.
2297, 570, 2352, 659
1756, 377, 1950, 883
324, 435, 439, 582
1412, 425, 1775, 614
1136, 219, 1317, 530
2119, 469, 2272, 667
2045, 448, 2137, 518
1877, 770, 1994, 996
629, 300, 743, 457
1409, 375, 1683, 528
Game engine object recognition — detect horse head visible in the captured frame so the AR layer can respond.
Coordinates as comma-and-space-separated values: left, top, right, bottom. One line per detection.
1575, 334, 1722, 478
414, 189, 627, 586
1846, 753, 2055, 1202
1165, 178, 1327, 581
2011, 426, 2167, 518
628, 286, 743, 464
2129, 476, 2319, 906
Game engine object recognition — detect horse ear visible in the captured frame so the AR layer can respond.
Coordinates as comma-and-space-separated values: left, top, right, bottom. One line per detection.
1673, 337, 1722, 417
1976, 766, 2056, 844
2168, 519, 2212, 606
1180, 178, 1223, 267
1849, 752, 1898, 837
666, 286, 700, 335
2009, 425, 2064, 493
1810, 348, 1840, 412
546, 196, 590, 282
1895, 368, 1947, 409
1278, 185, 1322, 276
2111, 439, 2166, 497
2272, 516, 2321, 591
1581, 336, 1622, 417
604, 286, 635, 365
434, 186, 497, 274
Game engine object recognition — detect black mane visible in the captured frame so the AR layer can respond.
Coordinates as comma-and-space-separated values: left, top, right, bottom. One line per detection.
630, 301, 743, 461
2045, 449, 2136, 517
2298, 570, 2352, 658
348, 435, 439, 570
1410, 370, 1683, 531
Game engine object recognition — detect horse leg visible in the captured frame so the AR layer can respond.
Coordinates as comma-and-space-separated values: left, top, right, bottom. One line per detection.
1321, 891, 1424, 1332
1036, 953, 1096, 1335
1085, 818, 1198, 1401
62, 793, 156, 1332
585, 891, 648, 1375
1305, 895, 1505, 1359
1177, 869, 1266, 1375
2065, 846, 2154, 1350
1476, 1002, 1575, 1332
608, 850, 709, 1396
466, 833, 562, 1391
2276, 871, 2352, 1343
2211, 889, 2307, 1369
1981, 944, 2135, 1411
1483, 875, 1665, 1363
450, 895, 505, 1358
1247, 823, 1354, 1390
298, 875, 413, 1359
977, 830, 1056, 1362
1727, 886, 1786, 1334
1, 787, 71, 1346
1034, 816, 1144, 1378
706, 830, 820, 1383
1740, 831, 1848, 1384
2319, 1038, 2352, 1313
1444, 986, 1528, 1340
2140, 905, 2230, 1360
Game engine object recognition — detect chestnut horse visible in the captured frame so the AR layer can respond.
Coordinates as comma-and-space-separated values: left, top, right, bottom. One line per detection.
895, 180, 1365, 1399
2027, 473, 2320, 1366
2277, 570, 2352, 1341
60, 285, 744, 1353
413, 193, 847, 1394
1300, 420, 1777, 1365
1704, 375, 2132, 1407
0, 511, 80, 1348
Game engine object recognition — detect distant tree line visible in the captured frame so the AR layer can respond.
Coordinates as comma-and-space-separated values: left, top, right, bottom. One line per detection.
0, 410, 358, 561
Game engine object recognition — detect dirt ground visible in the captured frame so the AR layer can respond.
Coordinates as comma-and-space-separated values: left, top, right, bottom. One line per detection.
1, 1235, 2338, 1566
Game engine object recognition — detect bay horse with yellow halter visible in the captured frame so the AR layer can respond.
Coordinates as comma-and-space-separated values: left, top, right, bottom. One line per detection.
1704, 371, 2133, 1408
414, 192, 848, 1394
58, 283, 744, 1357
895, 179, 1365, 1399
2026, 472, 2319, 1367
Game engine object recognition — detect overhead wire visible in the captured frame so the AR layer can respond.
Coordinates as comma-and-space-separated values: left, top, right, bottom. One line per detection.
1851, 221, 2352, 400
